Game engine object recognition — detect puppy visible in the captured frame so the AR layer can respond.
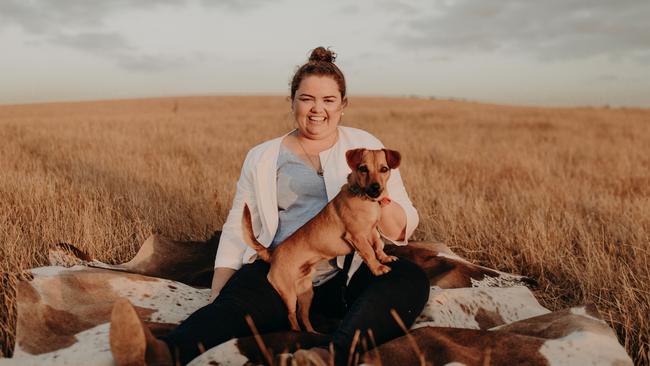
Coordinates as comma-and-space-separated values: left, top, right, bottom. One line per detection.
241, 148, 401, 332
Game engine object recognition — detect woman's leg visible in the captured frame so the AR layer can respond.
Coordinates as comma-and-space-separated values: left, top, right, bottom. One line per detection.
159, 260, 290, 365
329, 258, 430, 365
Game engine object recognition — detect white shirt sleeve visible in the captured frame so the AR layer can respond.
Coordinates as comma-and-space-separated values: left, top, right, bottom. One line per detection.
214, 151, 256, 270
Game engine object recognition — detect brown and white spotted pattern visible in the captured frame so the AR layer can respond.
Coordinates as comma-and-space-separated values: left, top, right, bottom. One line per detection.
363, 304, 632, 366
7, 265, 209, 364
0, 238, 633, 366
412, 286, 550, 330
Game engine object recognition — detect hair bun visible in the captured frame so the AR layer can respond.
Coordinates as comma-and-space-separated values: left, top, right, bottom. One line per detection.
309, 47, 336, 63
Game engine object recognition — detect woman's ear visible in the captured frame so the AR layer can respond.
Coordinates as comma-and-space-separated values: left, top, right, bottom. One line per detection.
342, 97, 348, 109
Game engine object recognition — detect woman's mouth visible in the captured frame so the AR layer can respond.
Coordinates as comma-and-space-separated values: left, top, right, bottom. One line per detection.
308, 116, 326, 122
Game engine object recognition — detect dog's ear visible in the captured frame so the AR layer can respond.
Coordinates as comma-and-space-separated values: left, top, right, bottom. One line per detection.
346, 148, 366, 170
383, 149, 401, 169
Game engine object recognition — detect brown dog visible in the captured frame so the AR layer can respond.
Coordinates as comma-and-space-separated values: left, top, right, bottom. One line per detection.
241, 148, 401, 332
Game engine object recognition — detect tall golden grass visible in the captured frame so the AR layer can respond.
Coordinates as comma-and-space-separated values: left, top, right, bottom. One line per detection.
0, 96, 648, 364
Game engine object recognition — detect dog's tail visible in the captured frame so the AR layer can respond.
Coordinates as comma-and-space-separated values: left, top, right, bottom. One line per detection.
241, 204, 272, 262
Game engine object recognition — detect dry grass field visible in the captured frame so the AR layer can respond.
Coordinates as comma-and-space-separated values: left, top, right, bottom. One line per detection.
0, 96, 648, 364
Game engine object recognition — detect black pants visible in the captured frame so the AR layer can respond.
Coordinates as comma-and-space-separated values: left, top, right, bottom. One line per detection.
160, 258, 430, 365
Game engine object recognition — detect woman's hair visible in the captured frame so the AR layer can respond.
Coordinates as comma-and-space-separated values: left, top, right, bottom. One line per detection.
290, 47, 346, 101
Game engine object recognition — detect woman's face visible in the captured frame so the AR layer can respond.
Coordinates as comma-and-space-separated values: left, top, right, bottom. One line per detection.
292, 75, 347, 141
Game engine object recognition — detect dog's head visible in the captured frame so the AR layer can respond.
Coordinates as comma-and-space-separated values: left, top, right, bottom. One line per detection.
346, 148, 401, 200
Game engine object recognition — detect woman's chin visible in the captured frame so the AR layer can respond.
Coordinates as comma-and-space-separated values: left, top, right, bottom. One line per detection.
303, 124, 336, 139
306, 120, 327, 129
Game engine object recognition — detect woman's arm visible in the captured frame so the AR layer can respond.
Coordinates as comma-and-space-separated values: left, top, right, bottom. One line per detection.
378, 200, 407, 241
214, 150, 257, 270
381, 166, 419, 245
210, 267, 236, 302
211, 149, 260, 302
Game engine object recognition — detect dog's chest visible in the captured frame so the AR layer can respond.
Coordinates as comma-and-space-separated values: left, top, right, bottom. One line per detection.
340, 201, 381, 226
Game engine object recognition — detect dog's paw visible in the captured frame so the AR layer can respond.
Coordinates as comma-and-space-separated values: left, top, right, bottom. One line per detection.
379, 255, 399, 263
371, 264, 392, 276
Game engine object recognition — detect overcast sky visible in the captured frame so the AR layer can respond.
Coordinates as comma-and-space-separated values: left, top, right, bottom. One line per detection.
1, 0, 649, 107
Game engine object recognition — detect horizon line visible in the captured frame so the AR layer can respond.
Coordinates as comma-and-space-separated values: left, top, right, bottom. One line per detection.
1, 92, 647, 111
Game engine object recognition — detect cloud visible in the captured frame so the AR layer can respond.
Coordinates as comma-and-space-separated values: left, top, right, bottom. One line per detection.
115, 53, 200, 72
200, 0, 273, 12
0, 0, 181, 34
0, 0, 264, 72
331, 4, 361, 16
50, 32, 134, 53
0, 0, 269, 34
392, 0, 650, 62
48, 31, 199, 72
594, 74, 620, 82
0, 0, 270, 34
377, 0, 421, 15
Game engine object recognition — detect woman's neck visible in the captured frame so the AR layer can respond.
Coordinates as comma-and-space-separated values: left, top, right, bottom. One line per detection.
294, 129, 339, 153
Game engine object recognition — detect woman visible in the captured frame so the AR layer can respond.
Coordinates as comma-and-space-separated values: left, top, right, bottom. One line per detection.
110, 47, 430, 366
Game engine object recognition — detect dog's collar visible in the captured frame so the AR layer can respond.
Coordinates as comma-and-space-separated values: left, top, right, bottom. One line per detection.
348, 184, 366, 198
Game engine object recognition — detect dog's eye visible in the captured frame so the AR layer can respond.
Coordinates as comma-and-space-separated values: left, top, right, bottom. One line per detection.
358, 166, 368, 173
380, 166, 389, 173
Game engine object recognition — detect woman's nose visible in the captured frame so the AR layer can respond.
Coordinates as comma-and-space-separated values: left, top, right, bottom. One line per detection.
311, 100, 324, 112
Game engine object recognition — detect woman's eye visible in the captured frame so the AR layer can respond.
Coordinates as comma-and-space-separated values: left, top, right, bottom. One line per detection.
358, 166, 368, 173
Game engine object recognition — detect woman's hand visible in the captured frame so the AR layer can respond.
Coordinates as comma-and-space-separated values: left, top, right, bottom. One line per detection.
210, 267, 236, 302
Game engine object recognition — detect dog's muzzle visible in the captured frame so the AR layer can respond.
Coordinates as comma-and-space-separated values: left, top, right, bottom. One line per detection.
365, 183, 382, 199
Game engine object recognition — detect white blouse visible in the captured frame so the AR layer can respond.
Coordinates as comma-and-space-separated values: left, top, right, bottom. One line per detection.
215, 126, 419, 283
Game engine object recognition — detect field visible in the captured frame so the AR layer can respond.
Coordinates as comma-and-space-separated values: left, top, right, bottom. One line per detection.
0, 96, 648, 364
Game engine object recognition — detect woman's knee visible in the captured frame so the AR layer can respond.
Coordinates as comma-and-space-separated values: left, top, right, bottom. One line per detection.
388, 258, 430, 305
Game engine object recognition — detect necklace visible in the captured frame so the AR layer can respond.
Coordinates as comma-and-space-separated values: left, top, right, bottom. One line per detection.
296, 134, 335, 176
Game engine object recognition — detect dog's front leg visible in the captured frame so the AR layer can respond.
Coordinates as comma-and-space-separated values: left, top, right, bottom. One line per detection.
372, 228, 398, 264
343, 231, 391, 276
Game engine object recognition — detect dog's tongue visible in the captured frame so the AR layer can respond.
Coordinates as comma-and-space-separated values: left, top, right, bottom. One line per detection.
379, 197, 392, 206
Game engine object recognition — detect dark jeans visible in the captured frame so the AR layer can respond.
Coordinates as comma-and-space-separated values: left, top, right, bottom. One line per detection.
160, 258, 430, 365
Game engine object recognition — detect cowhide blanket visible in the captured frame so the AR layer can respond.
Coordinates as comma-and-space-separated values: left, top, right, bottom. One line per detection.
0, 234, 632, 365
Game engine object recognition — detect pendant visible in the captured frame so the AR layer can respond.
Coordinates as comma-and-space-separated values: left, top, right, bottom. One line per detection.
317, 169, 324, 176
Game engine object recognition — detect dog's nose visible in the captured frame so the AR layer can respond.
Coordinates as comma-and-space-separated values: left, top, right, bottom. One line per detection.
367, 183, 382, 198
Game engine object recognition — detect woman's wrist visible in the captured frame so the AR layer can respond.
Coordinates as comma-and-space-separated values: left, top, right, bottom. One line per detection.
210, 267, 236, 301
